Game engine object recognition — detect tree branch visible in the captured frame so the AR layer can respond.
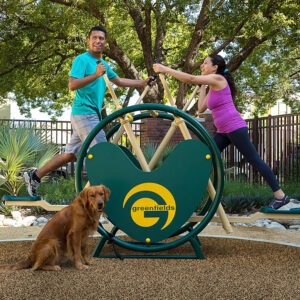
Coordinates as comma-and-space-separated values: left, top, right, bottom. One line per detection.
229, 36, 268, 71
183, 0, 211, 71
50, 0, 106, 23
123, 0, 153, 73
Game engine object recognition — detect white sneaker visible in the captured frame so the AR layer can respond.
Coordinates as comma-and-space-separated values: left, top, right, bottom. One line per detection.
23, 171, 40, 196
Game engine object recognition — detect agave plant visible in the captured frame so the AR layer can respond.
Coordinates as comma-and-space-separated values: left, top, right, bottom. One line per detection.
0, 126, 58, 196
142, 142, 175, 169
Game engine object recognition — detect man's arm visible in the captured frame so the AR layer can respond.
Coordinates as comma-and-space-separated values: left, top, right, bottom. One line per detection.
68, 62, 106, 91
110, 76, 149, 88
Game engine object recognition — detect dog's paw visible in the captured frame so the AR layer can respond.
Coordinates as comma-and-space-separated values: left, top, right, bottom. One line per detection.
32, 265, 61, 271
75, 263, 89, 270
82, 258, 91, 265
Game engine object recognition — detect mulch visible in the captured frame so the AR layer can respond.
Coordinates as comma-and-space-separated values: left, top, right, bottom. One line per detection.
0, 237, 299, 300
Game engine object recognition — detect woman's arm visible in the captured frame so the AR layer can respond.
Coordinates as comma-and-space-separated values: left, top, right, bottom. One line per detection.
153, 63, 225, 90
198, 85, 208, 113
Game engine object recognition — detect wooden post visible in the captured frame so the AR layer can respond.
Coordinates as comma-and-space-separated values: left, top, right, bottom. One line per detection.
159, 74, 233, 233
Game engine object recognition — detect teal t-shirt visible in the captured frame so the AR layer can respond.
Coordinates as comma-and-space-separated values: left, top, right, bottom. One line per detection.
70, 52, 117, 115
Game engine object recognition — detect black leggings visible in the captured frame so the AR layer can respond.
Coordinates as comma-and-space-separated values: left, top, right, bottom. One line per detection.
214, 127, 280, 192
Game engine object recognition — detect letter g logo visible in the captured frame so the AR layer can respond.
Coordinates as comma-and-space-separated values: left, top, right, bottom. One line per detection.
123, 182, 176, 230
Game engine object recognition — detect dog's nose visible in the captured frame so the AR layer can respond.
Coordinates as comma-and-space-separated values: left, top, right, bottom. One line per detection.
97, 201, 103, 210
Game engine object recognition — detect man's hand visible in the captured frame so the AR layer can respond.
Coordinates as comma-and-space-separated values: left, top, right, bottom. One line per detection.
146, 74, 157, 87
96, 62, 106, 77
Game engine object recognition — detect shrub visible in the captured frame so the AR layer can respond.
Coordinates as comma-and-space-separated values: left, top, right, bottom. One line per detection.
0, 126, 58, 196
0, 201, 14, 216
142, 142, 175, 169
38, 177, 77, 205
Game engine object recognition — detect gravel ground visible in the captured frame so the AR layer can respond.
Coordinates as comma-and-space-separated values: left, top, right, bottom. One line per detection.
0, 236, 299, 300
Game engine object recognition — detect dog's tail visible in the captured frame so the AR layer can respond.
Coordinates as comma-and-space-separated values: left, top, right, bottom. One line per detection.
0, 257, 32, 271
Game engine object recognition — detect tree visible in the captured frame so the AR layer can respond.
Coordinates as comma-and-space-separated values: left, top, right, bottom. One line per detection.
0, 0, 299, 119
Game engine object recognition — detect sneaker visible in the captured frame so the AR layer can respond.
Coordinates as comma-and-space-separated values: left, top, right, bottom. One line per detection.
268, 195, 290, 210
23, 171, 40, 196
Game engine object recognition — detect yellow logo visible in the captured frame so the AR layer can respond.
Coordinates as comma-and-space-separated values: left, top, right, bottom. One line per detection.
123, 182, 176, 230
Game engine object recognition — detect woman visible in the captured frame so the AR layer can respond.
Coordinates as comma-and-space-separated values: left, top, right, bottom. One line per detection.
153, 55, 289, 209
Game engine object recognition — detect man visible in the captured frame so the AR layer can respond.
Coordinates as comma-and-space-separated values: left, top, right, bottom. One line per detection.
24, 25, 155, 196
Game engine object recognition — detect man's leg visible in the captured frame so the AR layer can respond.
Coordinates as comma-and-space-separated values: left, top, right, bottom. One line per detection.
24, 114, 105, 196
35, 153, 76, 179
24, 153, 76, 196
23, 116, 83, 196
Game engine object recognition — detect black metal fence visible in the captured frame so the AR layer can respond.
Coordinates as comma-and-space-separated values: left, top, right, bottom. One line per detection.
0, 118, 139, 177
222, 114, 300, 185
0, 118, 74, 176
1, 113, 299, 184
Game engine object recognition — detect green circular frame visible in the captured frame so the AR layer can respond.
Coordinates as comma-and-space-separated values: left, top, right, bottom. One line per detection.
75, 103, 224, 253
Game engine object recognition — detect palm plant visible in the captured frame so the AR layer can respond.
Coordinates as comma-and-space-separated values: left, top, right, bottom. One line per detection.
142, 142, 175, 169
0, 126, 58, 196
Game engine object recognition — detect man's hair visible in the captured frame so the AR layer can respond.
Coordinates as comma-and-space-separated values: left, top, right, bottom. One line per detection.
88, 26, 107, 38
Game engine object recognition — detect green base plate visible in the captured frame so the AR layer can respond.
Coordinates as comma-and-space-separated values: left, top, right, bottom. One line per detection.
2, 195, 42, 201
260, 207, 300, 214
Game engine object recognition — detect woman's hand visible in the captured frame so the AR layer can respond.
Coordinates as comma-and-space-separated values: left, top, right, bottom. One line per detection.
200, 84, 207, 92
153, 63, 165, 74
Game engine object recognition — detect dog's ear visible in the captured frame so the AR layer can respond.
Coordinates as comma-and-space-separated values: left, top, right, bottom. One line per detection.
101, 185, 110, 201
78, 188, 89, 207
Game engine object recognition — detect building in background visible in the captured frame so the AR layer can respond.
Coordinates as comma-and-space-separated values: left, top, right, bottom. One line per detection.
0, 100, 10, 119
269, 99, 292, 116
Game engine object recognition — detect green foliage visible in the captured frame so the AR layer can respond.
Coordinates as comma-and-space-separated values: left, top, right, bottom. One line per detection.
222, 195, 248, 214
0, 201, 14, 216
142, 142, 175, 169
0, 0, 299, 117
223, 180, 271, 199
38, 176, 77, 205
29, 205, 47, 216
222, 180, 300, 213
0, 126, 58, 196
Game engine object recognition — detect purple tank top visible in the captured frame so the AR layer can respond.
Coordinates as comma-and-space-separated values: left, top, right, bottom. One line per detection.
206, 84, 247, 133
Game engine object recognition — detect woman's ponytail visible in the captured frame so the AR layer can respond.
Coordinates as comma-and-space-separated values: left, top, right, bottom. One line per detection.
209, 55, 236, 99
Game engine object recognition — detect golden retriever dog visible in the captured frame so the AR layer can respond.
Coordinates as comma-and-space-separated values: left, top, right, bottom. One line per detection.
0, 185, 110, 271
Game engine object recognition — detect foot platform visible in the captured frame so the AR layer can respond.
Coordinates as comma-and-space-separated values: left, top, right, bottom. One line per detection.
2, 195, 42, 201
189, 207, 300, 224
260, 207, 300, 214
1, 195, 66, 211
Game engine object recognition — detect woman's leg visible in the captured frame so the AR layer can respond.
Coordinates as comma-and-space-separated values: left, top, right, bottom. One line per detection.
226, 128, 289, 208
226, 128, 280, 191
213, 132, 231, 153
